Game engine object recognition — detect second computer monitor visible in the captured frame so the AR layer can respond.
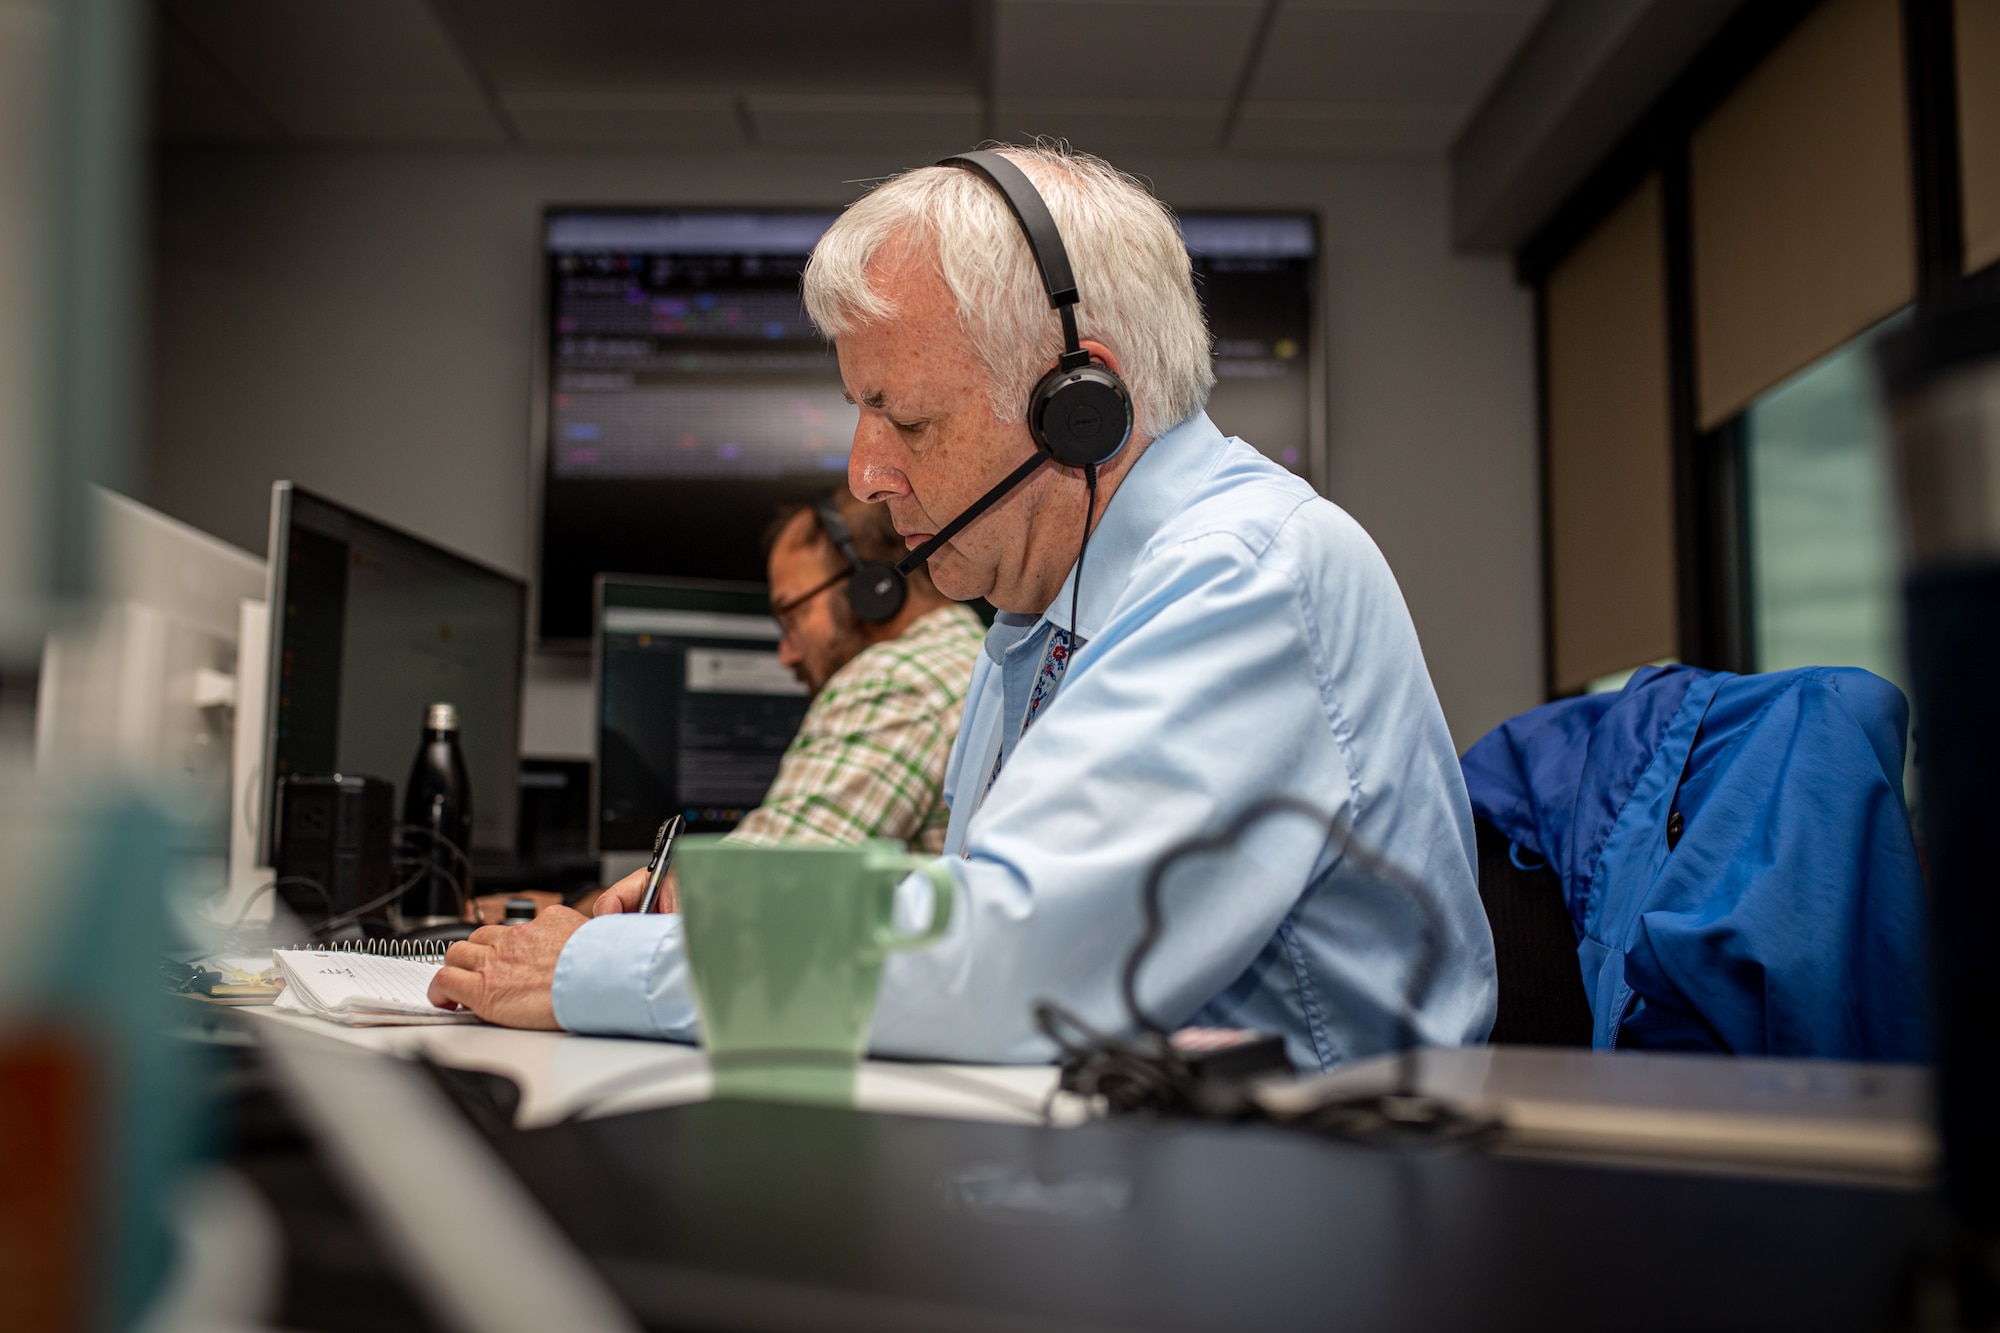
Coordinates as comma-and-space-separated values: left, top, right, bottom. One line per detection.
262, 483, 526, 866
594, 575, 809, 852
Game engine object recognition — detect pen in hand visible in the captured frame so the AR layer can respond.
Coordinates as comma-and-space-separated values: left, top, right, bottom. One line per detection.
637, 814, 684, 914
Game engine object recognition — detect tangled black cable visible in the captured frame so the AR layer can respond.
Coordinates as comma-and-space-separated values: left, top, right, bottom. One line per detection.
395, 818, 478, 884
227, 876, 336, 929
309, 865, 433, 936
299, 821, 481, 937
226, 824, 478, 942
1034, 795, 1499, 1146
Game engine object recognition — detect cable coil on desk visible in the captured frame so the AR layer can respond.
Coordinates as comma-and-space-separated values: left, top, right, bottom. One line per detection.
1038, 795, 1500, 1147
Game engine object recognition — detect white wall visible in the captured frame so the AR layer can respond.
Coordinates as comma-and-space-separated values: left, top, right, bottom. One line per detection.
146, 145, 1541, 756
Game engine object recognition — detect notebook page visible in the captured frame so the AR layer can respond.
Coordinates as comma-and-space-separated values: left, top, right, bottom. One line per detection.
274, 950, 468, 1018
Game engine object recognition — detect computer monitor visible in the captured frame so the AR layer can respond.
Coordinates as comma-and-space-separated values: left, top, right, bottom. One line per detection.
594, 575, 810, 852
534, 207, 1319, 644
35, 487, 266, 858
260, 484, 526, 866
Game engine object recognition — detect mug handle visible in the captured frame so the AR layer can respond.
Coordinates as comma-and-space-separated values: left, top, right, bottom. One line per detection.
865, 851, 956, 951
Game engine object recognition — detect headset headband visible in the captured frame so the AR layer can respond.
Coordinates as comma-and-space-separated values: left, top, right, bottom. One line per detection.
812, 491, 862, 570
894, 150, 1131, 583
938, 151, 1090, 372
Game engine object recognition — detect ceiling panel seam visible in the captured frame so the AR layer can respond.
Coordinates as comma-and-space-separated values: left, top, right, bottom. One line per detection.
159, 4, 287, 144
418, 0, 521, 147
1219, 0, 1283, 152
976, 0, 998, 143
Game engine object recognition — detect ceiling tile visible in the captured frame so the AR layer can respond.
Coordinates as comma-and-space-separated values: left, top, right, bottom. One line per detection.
164, 0, 506, 145
1231, 101, 1463, 154
1248, 5, 1542, 106
154, 17, 278, 143
744, 93, 983, 151
435, 0, 977, 94
992, 99, 1231, 152
503, 90, 745, 148
993, 0, 1268, 100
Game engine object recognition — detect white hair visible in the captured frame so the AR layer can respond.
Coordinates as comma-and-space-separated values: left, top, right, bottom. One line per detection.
801, 143, 1214, 443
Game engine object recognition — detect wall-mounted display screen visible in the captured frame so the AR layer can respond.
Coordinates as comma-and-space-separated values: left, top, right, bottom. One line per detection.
539, 211, 847, 642
1182, 214, 1318, 477
537, 208, 1317, 643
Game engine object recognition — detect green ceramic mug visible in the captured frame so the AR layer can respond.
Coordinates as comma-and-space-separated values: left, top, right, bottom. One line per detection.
674, 836, 956, 1105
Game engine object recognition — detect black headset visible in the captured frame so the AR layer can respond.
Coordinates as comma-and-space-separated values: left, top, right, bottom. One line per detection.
813, 491, 907, 624
895, 151, 1135, 579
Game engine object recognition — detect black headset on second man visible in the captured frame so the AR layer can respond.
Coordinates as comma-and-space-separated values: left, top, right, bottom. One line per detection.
811, 490, 908, 624
822, 150, 1135, 630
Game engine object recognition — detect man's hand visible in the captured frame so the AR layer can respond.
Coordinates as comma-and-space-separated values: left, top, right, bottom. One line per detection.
591, 866, 677, 916
426, 907, 591, 1029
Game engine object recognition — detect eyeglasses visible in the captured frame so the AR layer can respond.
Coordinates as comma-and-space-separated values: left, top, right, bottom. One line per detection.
770, 568, 849, 636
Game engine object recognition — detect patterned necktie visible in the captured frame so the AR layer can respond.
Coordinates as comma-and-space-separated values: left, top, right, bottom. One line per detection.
979, 625, 1078, 805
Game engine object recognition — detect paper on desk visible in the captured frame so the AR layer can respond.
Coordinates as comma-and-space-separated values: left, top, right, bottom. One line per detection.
204, 954, 283, 986
272, 950, 479, 1027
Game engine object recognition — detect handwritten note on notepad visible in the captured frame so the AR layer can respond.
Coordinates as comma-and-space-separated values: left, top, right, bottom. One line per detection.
272, 950, 479, 1026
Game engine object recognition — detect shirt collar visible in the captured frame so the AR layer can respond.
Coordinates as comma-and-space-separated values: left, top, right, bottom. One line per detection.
977, 410, 1225, 664
983, 609, 1041, 664
1042, 409, 1223, 644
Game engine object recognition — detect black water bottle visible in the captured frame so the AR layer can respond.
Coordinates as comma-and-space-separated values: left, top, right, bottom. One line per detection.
401, 701, 473, 927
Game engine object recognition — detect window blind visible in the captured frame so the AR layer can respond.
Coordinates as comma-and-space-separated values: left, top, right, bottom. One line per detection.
1544, 173, 1678, 694
1689, 0, 1914, 429
1958, 0, 2000, 273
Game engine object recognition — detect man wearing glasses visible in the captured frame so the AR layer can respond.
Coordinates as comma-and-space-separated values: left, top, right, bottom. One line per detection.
724, 487, 984, 854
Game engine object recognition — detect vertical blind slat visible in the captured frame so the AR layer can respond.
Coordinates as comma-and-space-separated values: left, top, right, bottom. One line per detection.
1545, 173, 1678, 694
1957, 0, 2000, 274
1690, 0, 1914, 430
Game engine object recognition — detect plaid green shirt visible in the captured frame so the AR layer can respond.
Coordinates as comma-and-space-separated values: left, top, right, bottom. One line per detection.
725, 603, 986, 853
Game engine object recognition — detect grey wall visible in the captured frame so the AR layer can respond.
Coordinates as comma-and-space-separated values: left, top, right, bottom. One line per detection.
147, 146, 1540, 757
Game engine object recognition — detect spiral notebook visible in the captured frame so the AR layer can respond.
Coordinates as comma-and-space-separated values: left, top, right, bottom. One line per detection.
271, 946, 479, 1027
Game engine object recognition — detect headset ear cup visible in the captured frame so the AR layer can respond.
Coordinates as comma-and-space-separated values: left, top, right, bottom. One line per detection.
846, 561, 908, 624
1030, 363, 1133, 469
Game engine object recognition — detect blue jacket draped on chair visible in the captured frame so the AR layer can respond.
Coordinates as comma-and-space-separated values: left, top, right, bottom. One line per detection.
1460, 665, 1927, 1061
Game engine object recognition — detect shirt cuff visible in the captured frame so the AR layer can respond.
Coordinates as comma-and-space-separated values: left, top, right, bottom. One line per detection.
551, 913, 701, 1040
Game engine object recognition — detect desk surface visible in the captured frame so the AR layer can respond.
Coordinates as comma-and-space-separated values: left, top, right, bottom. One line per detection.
234, 1005, 1065, 1128
506, 1095, 1935, 1333
224, 1011, 1944, 1332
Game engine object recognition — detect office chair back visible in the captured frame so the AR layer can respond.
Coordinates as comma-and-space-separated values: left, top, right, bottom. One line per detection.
1473, 817, 1592, 1046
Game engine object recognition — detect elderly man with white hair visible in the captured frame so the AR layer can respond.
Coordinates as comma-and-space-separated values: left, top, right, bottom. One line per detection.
431, 144, 1496, 1072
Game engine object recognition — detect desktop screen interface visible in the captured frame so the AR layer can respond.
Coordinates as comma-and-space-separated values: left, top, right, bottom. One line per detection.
269, 488, 525, 859
597, 579, 809, 851
537, 208, 1316, 640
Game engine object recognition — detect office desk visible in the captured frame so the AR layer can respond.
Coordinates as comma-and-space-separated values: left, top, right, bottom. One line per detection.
505, 1095, 1934, 1333
220, 1013, 1943, 1332
234, 1008, 1933, 1186
232, 1005, 1065, 1127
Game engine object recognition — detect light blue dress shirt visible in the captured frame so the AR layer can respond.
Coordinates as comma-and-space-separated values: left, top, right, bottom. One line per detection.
553, 411, 1497, 1071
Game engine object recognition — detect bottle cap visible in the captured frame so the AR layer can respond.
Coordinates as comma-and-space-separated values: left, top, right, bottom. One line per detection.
426, 702, 459, 732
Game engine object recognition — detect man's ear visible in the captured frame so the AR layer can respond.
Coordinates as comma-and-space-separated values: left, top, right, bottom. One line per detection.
1077, 338, 1122, 376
